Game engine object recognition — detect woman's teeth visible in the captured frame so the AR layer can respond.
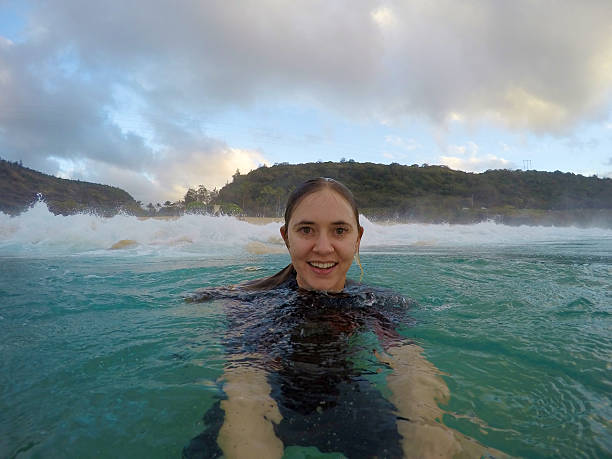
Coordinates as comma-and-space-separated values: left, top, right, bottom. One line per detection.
309, 262, 336, 269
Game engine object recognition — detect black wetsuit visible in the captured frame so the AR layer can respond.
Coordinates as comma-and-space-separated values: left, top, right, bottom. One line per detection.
183, 274, 415, 458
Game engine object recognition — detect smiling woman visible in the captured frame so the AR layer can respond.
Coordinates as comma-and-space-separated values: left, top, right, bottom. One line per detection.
280, 178, 364, 292
185, 178, 499, 458
242, 177, 364, 292
280, 183, 362, 291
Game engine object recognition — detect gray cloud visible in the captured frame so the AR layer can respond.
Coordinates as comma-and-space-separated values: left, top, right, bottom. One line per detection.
29, 0, 612, 128
0, 36, 153, 172
1, 0, 612, 199
62, 142, 268, 204
379, 1, 612, 129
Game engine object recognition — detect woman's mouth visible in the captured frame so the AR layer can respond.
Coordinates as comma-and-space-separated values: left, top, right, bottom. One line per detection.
308, 261, 338, 270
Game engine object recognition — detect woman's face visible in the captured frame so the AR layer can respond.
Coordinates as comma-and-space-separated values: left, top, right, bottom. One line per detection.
281, 188, 363, 292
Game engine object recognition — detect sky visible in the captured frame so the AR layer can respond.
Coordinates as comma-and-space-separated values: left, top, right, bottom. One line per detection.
1, 0, 611, 203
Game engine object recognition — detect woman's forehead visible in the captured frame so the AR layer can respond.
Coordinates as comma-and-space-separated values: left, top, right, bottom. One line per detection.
290, 189, 355, 223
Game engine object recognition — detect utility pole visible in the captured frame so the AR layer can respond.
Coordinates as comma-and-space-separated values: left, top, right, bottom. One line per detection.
523, 159, 532, 170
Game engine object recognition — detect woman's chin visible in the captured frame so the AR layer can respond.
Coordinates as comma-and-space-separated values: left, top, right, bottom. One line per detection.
296, 275, 344, 293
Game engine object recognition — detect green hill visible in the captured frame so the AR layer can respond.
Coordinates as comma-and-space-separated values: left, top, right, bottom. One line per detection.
0, 159, 142, 216
217, 162, 612, 227
4, 158, 611, 226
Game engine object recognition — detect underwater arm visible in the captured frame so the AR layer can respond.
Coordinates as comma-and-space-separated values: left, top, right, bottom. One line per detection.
384, 344, 505, 458
217, 360, 284, 459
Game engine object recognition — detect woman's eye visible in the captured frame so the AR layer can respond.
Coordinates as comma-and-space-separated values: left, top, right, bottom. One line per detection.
300, 227, 312, 234
335, 227, 347, 235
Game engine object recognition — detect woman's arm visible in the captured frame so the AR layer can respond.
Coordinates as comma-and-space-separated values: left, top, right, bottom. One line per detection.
383, 344, 507, 458
217, 360, 284, 459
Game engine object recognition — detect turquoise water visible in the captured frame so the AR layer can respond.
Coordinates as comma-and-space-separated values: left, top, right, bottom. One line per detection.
1, 203, 611, 458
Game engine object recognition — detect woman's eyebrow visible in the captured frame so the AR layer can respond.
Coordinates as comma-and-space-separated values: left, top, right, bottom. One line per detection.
292, 220, 315, 227
291, 220, 352, 227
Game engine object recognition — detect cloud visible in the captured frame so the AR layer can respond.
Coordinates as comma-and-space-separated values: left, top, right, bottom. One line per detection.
2, 0, 612, 199
0, 19, 271, 200
23, 1, 612, 127
52, 142, 268, 203
446, 141, 479, 157
441, 154, 514, 172
385, 135, 420, 150
0, 34, 154, 171
152, 147, 269, 202
371, 6, 397, 28
499, 142, 511, 153
441, 142, 514, 171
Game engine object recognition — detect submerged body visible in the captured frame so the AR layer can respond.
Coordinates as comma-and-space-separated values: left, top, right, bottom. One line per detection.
185, 272, 412, 457
184, 273, 500, 458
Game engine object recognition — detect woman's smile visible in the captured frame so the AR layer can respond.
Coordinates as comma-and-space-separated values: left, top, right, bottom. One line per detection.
308, 261, 338, 269
307, 261, 339, 277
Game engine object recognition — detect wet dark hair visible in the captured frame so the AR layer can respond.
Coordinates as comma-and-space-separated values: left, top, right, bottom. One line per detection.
244, 178, 363, 290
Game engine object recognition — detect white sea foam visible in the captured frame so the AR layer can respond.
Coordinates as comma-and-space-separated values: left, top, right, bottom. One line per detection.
1, 202, 611, 257
360, 217, 612, 248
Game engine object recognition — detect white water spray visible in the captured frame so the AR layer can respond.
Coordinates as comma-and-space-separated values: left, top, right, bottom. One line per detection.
1, 202, 611, 257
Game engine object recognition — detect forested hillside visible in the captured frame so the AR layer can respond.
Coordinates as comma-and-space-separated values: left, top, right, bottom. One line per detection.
217, 162, 612, 226
0, 159, 142, 216
3, 158, 611, 226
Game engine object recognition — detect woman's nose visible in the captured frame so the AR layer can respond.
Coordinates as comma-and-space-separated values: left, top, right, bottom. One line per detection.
313, 233, 334, 253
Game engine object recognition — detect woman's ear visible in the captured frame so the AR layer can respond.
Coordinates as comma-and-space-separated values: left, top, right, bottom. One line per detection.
280, 226, 289, 248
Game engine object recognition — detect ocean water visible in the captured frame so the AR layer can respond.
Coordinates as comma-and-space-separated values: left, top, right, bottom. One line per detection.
1, 202, 611, 458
